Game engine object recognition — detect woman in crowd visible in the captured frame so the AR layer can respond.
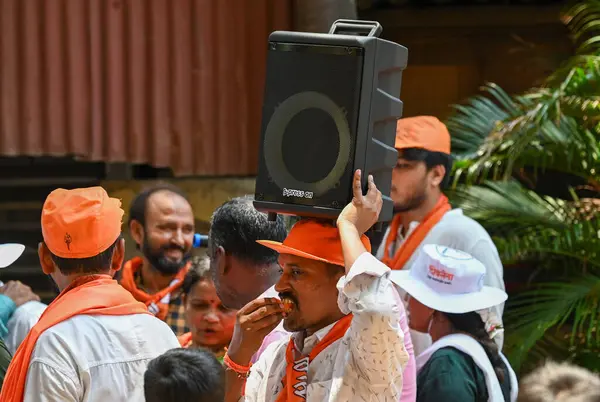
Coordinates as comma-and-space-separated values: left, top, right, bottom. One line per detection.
392, 244, 519, 402
178, 255, 237, 362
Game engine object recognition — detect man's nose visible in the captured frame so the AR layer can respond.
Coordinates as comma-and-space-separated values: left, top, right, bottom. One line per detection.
274, 271, 290, 294
171, 229, 185, 247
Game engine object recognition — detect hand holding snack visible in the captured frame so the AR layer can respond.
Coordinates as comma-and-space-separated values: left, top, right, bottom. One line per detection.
227, 297, 285, 365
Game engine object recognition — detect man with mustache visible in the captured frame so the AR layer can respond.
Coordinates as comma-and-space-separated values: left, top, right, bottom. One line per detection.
377, 116, 505, 354
224, 171, 409, 401
120, 184, 195, 335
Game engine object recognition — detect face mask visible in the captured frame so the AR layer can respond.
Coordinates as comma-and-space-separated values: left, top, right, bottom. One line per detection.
409, 311, 434, 355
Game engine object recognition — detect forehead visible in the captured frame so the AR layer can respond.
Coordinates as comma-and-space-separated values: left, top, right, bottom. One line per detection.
279, 254, 325, 270
146, 191, 193, 221
189, 279, 216, 298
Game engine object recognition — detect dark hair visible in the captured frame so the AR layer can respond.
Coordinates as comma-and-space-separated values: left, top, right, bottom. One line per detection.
401, 148, 453, 188
445, 312, 505, 383
49, 236, 122, 275
182, 255, 211, 295
128, 183, 190, 228
144, 348, 224, 402
208, 195, 287, 265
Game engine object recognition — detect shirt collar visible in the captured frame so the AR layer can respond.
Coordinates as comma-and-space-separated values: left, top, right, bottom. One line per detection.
293, 321, 337, 355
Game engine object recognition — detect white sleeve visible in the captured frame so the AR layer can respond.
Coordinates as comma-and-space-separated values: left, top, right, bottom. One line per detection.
23, 360, 80, 402
243, 340, 283, 402
337, 252, 408, 395
6, 301, 47, 354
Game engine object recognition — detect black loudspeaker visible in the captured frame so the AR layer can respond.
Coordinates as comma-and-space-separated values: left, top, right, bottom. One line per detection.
253, 19, 408, 224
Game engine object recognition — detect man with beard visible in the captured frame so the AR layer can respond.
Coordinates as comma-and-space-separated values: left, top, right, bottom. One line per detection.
120, 184, 195, 335
376, 116, 505, 353
224, 171, 409, 402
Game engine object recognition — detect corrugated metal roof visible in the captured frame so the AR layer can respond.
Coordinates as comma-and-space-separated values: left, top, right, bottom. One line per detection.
0, 0, 292, 176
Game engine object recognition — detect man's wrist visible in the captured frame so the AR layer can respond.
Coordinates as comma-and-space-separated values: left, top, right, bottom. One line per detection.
226, 348, 254, 367
337, 220, 360, 234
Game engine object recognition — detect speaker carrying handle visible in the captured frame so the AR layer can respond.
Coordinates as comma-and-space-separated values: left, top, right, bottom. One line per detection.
328, 19, 382, 38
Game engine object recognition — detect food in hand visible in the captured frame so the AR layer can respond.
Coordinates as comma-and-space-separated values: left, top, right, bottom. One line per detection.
281, 297, 295, 314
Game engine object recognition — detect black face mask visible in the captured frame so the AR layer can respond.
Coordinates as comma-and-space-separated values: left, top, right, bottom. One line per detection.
141, 235, 191, 276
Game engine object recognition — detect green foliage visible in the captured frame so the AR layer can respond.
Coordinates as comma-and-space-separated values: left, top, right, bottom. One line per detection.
446, 0, 600, 373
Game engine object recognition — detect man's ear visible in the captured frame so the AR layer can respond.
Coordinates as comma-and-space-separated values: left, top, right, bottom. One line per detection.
129, 220, 144, 248
111, 238, 126, 272
429, 165, 446, 188
38, 242, 55, 275
215, 246, 229, 275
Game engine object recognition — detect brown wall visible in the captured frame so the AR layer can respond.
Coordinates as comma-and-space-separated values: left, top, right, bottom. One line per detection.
361, 5, 573, 119
0, 0, 292, 176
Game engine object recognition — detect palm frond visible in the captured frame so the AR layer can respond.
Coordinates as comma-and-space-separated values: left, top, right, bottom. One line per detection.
504, 274, 600, 371
494, 218, 600, 266
564, 0, 600, 54
447, 181, 573, 235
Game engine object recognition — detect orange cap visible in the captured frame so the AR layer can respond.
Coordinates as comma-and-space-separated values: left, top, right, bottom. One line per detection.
41, 187, 124, 258
395, 116, 451, 154
257, 220, 371, 267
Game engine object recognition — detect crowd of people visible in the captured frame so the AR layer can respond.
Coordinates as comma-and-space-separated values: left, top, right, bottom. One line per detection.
0, 116, 596, 401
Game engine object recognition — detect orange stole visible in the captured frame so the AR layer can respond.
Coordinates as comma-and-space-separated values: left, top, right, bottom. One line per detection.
381, 195, 451, 270
275, 314, 352, 401
120, 257, 189, 320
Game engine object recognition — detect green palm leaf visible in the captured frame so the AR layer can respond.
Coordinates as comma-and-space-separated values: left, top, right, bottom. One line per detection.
448, 181, 573, 235
445, 0, 600, 372
504, 275, 600, 371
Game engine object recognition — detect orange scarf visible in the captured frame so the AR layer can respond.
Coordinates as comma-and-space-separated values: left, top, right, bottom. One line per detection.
381, 195, 451, 270
0, 275, 149, 402
178, 332, 193, 348
275, 314, 352, 402
120, 257, 189, 320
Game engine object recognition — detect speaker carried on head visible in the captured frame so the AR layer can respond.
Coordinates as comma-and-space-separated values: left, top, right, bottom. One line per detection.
253, 19, 408, 224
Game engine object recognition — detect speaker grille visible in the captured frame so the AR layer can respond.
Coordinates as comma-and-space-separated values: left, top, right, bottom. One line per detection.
256, 42, 364, 209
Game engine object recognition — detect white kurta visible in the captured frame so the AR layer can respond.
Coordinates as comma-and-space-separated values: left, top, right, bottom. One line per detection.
244, 252, 409, 402
23, 313, 180, 402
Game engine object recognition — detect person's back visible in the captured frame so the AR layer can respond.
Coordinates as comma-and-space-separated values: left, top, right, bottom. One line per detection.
0, 187, 180, 402
145, 348, 224, 402
25, 314, 178, 401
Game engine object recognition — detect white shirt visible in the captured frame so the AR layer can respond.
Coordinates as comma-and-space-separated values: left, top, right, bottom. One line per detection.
244, 252, 409, 402
376, 209, 506, 352
6, 301, 47, 355
23, 313, 180, 402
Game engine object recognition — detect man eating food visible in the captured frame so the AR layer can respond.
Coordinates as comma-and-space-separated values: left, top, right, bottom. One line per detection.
223, 170, 409, 401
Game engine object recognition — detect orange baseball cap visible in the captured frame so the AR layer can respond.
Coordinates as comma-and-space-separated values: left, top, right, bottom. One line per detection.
41, 187, 124, 259
395, 116, 451, 154
257, 220, 371, 267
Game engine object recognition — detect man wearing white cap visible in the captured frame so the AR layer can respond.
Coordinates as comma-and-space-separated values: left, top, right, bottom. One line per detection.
391, 244, 518, 402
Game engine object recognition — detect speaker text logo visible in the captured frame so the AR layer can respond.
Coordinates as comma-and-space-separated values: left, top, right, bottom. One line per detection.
283, 188, 313, 199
